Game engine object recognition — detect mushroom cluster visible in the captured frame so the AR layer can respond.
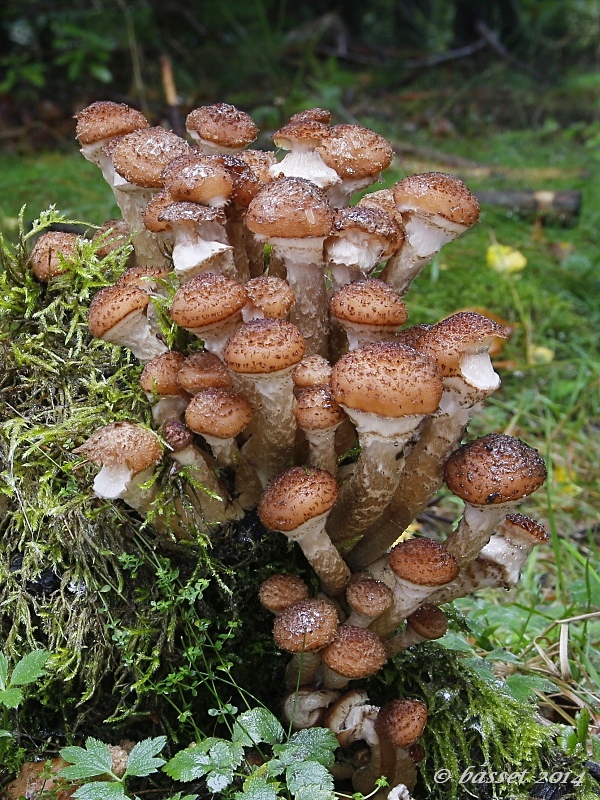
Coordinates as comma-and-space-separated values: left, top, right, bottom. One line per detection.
35, 99, 550, 798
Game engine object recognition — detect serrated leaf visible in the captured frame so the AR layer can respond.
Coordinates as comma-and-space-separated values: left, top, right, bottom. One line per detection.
206, 768, 235, 793
60, 737, 115, 779
9, 650, 50, 687
124, 736, 167, 777
0, 653, 8, 691
235, 776, 280, 800
285, 760, 334, 795
73, 781, 127, 800
0, 687, 23, 709
293, 786, 335, 800
504, 674, 557, 702
287, 727, 338, 766
208, 739, 245, 770
233, 708, 285, 747
163, 740, 220, 782
0, 729, 13, 738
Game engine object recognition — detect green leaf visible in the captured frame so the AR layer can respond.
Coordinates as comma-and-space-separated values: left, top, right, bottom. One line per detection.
73, 782, 127, 800
233, 707, 285, 747
287, 727, 338, 766
293, 786, 336, 800
0, 653, 8, 691
503, 674, 557, 703
9, 650, 50, 687
285, 760, 334, 795
163, 740, 220, 782
60, 737, 115, 779
206, 768, 235, 793
235, 776, 280, 800
124, 735, 167, 777
0, 729, 13, 739
0, 687, 23, 709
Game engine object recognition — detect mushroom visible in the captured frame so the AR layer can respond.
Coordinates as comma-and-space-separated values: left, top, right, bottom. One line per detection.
186, 102, 259, 154
176, 351, 234, 395
329, 279, 408, 351
369, 538, 459, 638
88, 283, 169, 362
272, 597, 339, 688
443, 433, 547, 567
245, 177, 334, 356
139, 350, 191, 424
318, 624, 387, 690
258, 466, 350, 596
282, 687, 341, 730
258, 573, 310, 616
294, 385, 347, 474
380, 172, 480, 294
268, 119, 340, 190
344, 576, 394, 628
184, 387, 253, 468
384, 604, 448, 657
224, 319, 306, 489
242, 276, 295, 321
326, 341, 443, 546
292, 354, 332, 392
75, 100, 149, 172
29, 230, 81, 282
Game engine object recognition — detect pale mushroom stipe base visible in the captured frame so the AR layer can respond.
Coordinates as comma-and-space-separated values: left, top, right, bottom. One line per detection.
62, 99, 551, 799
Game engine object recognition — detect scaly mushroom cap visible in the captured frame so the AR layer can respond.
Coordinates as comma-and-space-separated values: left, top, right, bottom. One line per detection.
294, 386, 346, 431
346, 577, 393, 619
29, 231, 80, 282
288, 108, 333, 125
388, 538, 459, 586
375, 698, 428, 748
406, 604, 448, 640
317, 124, 394, 179
498, 513, 549, 545
244, 276, 295, 319
272, 119, 331, 150
245, 177, 334, 239
92, 219, 131, 258
329, 205, 404, 258
111, 127, 191, 188
258, 466, 339, 532
393, 172, 480, 227
158, 200, 227, 227
357, 188, 403, 225
176, 351, 233, 394
115, 264, 172, 291
143, 189, 177, 233
320, 625, 387, 679
224, 319, 306, 375
186, 103, 258, 150
259, 573, 310, 615
161, 419, 195, 452
329, 279, 408, 329
161, 154, 234, 205
292, 355, 332, 389
393, 324, 434, 350
75, 100, 149, 145
413, 311, 508, 377
170, 272, 248, 330
273, 598, 339, 653
444, 433, 547, 506
330, 341, 443, 418
88, 284, 149, 337
236, 149, 278, 183
204, 153, 263, 207
140, 351, 187, 396
75, 421, 162, 475
185, 388, 253, 439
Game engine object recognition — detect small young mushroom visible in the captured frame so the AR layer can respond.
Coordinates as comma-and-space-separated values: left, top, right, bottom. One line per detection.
384, 604, 448, 657
344, 576, 394, 628
29, 231, 81, 282
443, 433, 547, 567
88, 283, 168, 362
318, 624, 387, 690
329, 279, 408, 351
258, 466, 350, 597
140, 351, 191, 424
184, 387, 253, 468
176, 351, 234, 395
294, 385, 347, 475
370, 538, 459, 638
281, 687, 341, 730
292, 354, 332, 392
258, 573, 310, 616
186, 102, 259, 154
242, 276, 295, 321
268, 119, 340, 190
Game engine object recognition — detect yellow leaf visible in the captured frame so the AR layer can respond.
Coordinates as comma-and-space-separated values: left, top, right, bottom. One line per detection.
486, 243, 527, 274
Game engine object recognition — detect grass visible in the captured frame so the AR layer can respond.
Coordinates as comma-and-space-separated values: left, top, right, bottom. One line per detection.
0, 74, 599, 793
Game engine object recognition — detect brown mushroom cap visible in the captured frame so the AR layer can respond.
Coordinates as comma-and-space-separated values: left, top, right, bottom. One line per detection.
317, 124, 394, 179
413, 311, 509, 376
329, 279, 408, 329
224, 319, 306, 375
29, 231, 80, 282
292, 355, 332, 389
259, 573, 310, 615
375, 698, 428, 748
75, 421, 162, 474
388, 538, 459, 587
203, 153, 263, 207
330, 341, 443, 418
294, 386, 346, 431
320, 625, 387, 679
88, 284, 149, 337
444, 433, 547, 506
185, 388, 253, 439
92, 219, 131, 258
140, 351, 187, 396
406, 604, 448, 640
499, 513, 549, 545
236, 149, 278, 183
273, 597, 339, 653
111, 127, 191, 188
161, 419, 195, 452
329, 206, 404, 258
75, 100, 149, 145
258, 466, 339, 532
115, 264, 172, 291
273, 120, 331, 150
186, 103, 258, 149
357, 188, 403, 225
245, 177, 334, 239
176, 351, 233, 394
288, 108, 333, 126
143, 189, 177, 233
393, 172, 480, 227
158, 200, 227, 227
170, 272, 248, 330
244, 276, 295, 319
346, 577, 393, 619
161, 154, 234, 205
